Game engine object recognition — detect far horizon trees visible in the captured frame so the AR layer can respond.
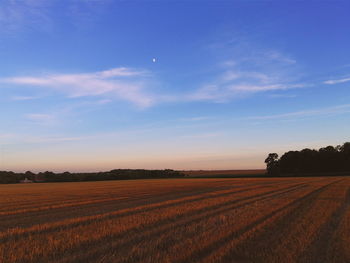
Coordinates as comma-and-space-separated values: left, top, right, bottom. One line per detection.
264, 153, 279, 175
265, 142, 350, 176
0, 169, 185, 184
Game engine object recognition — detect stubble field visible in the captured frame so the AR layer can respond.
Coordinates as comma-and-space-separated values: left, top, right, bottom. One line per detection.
0, 176, 349, 263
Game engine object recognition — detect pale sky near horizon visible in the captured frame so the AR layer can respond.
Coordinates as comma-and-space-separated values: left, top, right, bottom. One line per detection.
1, 1, 350, 172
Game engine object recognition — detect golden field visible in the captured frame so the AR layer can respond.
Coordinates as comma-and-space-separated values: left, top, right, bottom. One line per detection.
183, 169, 266, 177
0, 177, 349, 263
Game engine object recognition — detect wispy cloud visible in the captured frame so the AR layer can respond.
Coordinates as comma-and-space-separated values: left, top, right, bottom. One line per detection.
25, 113, 56, 125
0, 0, 112, 34
189, 78, 304, 103
189, 38, 304, 103
264, 51, 296, 65
11, 95, 39, 101
268, 94, 297, 99
0, 0, 53, 33
247, 104, 350, 121
323, 77, 350, 85
181, 116, 211, 122
0, 133, 90, 145
2, 67, 155, 108
67, 0, 113, 29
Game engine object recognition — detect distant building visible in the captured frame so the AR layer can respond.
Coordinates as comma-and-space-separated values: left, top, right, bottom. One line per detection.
33, 174, 45, 183
20, 178, 33, 183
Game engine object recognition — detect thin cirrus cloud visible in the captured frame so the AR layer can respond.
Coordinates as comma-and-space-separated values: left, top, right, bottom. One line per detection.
323, 77, 350, 85
246, 104, 350, 121
188, 44, 303, 103
25, 113, 54, 121
11, 95, 39, 101
0, 0, 53, 33
0, 0, 112, 33
188, 72, 305, 102
188, 82, 304, 102
24, 113, 56, 126
2, 67, 155, 108
3, 66, 305, 108
264, 50, 296, 65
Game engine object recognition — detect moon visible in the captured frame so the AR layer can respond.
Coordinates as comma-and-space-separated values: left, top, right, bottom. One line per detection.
152, 58, 156, 63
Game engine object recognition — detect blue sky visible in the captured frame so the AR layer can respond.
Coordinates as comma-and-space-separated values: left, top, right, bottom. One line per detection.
1, 0, 350, 172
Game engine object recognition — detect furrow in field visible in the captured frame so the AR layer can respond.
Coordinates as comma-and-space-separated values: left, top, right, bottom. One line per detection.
49, 182, 310, 263
333, 201, 350, 262
0, 179, 292, 214
0, 184, 245, 230
0, 182, 309, 263
0, 180, 297, 241
0, 197, 130, 216
297, 184, 350, 263
178, 178, 341, 263
215, 179, 344, 263
0, 180, 288, 230
100, 182, 312, 263
0, 178, 306, 214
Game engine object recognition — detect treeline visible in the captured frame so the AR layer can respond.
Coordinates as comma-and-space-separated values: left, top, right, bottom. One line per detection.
0, 169, 185, 184
265, 142, 350, 176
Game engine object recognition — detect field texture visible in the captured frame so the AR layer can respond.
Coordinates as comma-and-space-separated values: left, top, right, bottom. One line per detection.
0, 177, 349, 263
184, 169, 266, 177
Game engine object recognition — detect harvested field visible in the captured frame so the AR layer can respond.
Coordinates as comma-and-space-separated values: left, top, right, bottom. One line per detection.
0, 177, 349, 263
183, 169, 266, 177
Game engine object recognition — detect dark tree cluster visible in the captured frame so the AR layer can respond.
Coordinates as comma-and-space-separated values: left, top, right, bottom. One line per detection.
265, 142, 350, 176
0, 169, 185, 184
0, 171, 23, 184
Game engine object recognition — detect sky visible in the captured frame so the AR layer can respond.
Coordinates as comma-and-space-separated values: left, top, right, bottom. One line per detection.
1, 0, 350, 172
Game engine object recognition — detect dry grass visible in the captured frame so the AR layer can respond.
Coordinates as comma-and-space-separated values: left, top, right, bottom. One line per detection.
183, 169, 266, 177
0, 177, 349, 263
